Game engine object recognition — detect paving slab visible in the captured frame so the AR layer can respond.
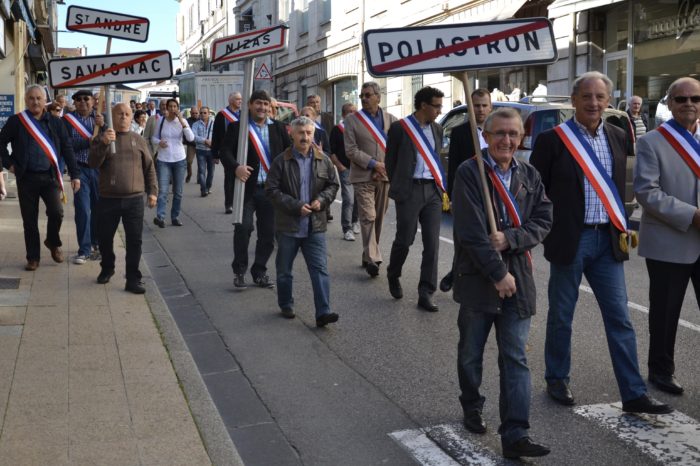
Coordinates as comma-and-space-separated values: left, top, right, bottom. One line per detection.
0, 307, 26, 325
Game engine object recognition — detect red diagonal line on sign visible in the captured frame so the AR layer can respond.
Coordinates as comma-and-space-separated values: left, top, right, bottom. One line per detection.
373, 20, 549, 73
69, 19, 147, 30
57, 51, 165, 88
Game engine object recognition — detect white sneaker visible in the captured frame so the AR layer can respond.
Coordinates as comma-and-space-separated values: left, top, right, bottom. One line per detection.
352, 222, 360, 234
343, 230, 356, 241
72, 254, 88, 265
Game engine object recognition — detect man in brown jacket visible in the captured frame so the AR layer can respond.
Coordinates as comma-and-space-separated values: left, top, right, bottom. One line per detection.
89, 103, 158, 294
344, 81, 398, 277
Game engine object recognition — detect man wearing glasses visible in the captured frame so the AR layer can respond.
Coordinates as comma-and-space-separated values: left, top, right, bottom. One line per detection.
344, 82, 397, 277
385, 86, 445, 312
634, 77, 700, 396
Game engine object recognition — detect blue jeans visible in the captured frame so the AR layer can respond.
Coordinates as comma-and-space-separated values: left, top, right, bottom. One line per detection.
275, 232, 331, 319
338, 169, 357, 232
74, 166, 100, 256
156, 159, 186, 221
196, 149, 215, 195
457, 298, 531, 445
544, 229, 646, 402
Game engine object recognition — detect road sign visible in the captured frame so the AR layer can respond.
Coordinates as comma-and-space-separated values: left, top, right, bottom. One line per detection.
363, 18, 557, 77
254, 63, 272, 80
66, 6, 149, 43
48, 50, 173, 89
211, 25, 287, 66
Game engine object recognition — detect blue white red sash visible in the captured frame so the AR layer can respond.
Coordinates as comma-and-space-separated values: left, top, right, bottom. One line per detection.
63, 113, 92, 140
314, 121, 323, 131
486, 166, 532, 267
221, 108, 239, 125
399, 115, 446, 192
657, 119, 700, 178
248, 123, 271, 173
18, 111, 64, 195
354, 109, 387, 152
337, 121, 345, 134
554, 119, 627, 232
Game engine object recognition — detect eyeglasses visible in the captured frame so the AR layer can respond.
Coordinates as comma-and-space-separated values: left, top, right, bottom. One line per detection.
74, 97, 91, 102
360, 92, 376, 99
672, 95, 700, 104
486, 130, 522, 139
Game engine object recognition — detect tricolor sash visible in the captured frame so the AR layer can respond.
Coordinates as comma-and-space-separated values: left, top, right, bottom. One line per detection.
63, 113, 92, 140
399, 115, 445, 192
18, 111, 65, 196
486, 167, 532, 267
248, 123, 271, 173
657, 119, 700, 178
554, 119, 627, 232
221, 108, 239, 125
354, 109, 387, 152
314, 121, 324, 131
337, 121, 345, 134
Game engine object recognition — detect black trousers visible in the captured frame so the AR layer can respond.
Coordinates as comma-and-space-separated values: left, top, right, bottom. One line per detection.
97, 196, 145, 282
224, 166, 235, 208
17, 172, 64, 261
646, 256, 700, 376
232, 184, 274, 277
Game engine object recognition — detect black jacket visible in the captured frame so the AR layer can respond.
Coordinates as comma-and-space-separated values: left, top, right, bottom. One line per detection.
447, 121, 480, 198
530, 122, 631, 265
0, 112, 79, 180
210, 109, 237, 159
452, 153, 552, 317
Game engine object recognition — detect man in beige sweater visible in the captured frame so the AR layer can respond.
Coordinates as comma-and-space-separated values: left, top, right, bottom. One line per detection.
89, 103, 157, 294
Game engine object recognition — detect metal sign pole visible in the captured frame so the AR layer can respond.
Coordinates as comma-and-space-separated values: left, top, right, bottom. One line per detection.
104, 84, 115, 154
232, 57, 256, 224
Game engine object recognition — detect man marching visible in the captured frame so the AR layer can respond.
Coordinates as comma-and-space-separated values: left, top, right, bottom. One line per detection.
385, 86, 445, 312
212, 91, 243, 214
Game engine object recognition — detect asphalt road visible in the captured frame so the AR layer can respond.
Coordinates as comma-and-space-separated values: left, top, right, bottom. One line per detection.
142, 167, 699, 466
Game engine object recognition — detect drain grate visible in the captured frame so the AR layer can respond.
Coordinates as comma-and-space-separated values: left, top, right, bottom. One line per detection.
0, 278, 21, 290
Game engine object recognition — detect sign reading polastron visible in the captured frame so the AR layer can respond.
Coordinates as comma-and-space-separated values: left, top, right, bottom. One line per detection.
211, 25, 287, 65
364, 18, 557, 77
66, 6, 149, 43
48, 51, 173, 88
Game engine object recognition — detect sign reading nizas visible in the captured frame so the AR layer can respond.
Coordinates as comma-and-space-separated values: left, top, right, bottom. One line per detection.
48, 51, 172, 88
364, 18, 557, 77
66, 6, 149, 43
211, 25, 287, 65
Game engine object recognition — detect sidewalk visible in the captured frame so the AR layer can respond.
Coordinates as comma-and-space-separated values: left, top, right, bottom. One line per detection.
0, 176, 214, 465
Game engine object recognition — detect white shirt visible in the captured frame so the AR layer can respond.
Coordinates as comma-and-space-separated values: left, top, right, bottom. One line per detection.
151, 117, 194, 163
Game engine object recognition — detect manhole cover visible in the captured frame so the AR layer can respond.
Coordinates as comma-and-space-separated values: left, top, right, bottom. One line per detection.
0, 278, 20, 290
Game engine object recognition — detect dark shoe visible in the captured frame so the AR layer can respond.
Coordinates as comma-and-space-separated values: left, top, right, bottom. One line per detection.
172, 218, 183, 226
547, 380, 575, 406
125, 280, 146, 294
316, 312, 339, 327
253, 274, 275, 289
622, 394, 673, 414
366, 261, 379, 277
417, 294, 439, 312
233, 273, 247, 288
388, 277, 403, 299
153, 217, 165, 228
649, 373, 684, 395
502, 437, 551, 459
44, 240, 64, 263
280, 308, 295, 319
327, 213, 333, 222
462, 410, 486, 434
186, 174, 191, 183
225, 206, 233, 214
97, 269, 115, 284
25, 260, 39, 271
439, 270, 453, 292
201, 192, 208, 197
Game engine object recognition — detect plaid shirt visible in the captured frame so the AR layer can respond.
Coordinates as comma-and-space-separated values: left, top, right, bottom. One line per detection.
574, 118, 612, 225
65, 112, 95, 165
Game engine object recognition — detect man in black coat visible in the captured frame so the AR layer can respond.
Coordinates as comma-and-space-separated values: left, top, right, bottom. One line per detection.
220, 90, 291, 289
212, 91, 242, 213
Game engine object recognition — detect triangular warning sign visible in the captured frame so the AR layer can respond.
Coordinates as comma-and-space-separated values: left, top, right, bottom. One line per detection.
254, 63, 272, 80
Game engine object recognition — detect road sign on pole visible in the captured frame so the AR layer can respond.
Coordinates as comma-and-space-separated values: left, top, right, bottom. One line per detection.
211, 25, 287, 66
66, 5, 149, 43
254, 63, 272, 80
48, 51, 173, 88
363, 18, 557, 77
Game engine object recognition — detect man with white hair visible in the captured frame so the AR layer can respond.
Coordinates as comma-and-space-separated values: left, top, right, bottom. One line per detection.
212, 91, 243, 214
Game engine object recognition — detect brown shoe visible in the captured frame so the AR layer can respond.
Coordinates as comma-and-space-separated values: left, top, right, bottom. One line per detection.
43, 239, 64, 263
25, 260, 39, 271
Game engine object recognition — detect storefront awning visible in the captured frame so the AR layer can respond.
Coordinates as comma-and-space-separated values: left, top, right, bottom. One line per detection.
548, 0, 625, 18
10, 0, 36, 40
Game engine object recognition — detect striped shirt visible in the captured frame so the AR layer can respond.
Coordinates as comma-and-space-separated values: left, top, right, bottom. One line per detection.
574, 118, 612, 225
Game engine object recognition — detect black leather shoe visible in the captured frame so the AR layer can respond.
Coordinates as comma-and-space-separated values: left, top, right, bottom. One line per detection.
233, 273, 247, 288
388, 277, 403, 299
316, 312, 339, 327
462, 410, 486, 434
417, 294, 439, 312
622, 394, 673, 414
280, 308, 295, 319
153, 217, 165, 228
253, 274, 275, 289
649, 373, 684, 395
366, 261, 379, 277
547, 380, 575, 406
439, 270, 453, 292
172, 218, 183, 226
502, 437, 550, 459
225, 206, 233, 214
125, 280, 146, 294
96, 269, 115, 284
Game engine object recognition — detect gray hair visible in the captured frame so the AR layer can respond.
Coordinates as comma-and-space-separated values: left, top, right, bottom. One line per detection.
572, 71, 613, 97
229, 92, 241, 99
290, 116, 315, 129
483, 107, 524, 134
361, 81, 381, 97
26, 84, 45, 96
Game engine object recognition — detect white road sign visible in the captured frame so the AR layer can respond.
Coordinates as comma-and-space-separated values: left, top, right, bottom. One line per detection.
66, 6, 149, 43
364, 18, 557, 77
211, 25, 287, 66
48, 51, 173, 89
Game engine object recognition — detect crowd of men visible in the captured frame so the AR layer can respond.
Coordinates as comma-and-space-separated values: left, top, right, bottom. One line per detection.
1, 73, 699, 459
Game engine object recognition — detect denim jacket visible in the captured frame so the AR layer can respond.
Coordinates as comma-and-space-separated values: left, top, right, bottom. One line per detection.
192, 119, 214, 152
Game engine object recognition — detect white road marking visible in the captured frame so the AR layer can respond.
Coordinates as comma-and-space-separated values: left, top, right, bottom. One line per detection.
389, 428, 461, 466
575, 403, 700, 464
